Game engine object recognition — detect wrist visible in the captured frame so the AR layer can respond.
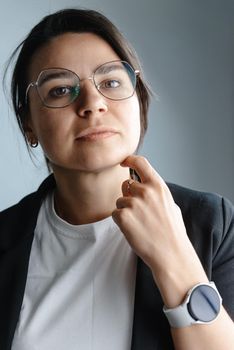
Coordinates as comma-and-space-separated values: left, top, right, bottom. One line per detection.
151, 261, 209, 308
163, 281, 222, 328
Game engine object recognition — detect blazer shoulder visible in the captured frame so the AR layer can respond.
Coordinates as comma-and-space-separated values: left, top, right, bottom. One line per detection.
0, 192, 39, 251
168, 182, 234, 250
0, 190, 38, 220
168, 182, 223, 205
0, 174, 55, 223
168, 183, 234, 238
168, 182, 233, 219
0, 174, 55, 252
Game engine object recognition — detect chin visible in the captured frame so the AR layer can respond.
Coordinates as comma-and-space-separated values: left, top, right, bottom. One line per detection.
49, 143, 139, 173
77, 151, 135, 172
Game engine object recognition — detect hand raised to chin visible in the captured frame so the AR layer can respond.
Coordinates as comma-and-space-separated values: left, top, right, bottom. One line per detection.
112, 155, 208, 307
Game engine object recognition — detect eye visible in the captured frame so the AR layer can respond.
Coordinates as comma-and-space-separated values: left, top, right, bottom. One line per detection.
49, 86, 73, 98
102, 80, 121, 89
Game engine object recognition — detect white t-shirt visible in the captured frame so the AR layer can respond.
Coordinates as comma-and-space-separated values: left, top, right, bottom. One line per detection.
12, 191, 137, 350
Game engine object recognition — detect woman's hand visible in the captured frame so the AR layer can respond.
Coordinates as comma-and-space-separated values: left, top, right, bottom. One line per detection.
112, 155, 208, 307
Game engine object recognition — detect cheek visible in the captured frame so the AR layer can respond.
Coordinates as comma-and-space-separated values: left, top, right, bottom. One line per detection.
30, 111, 52, 140
28, 107, 66, 151
29, 99, 63, 137
123, 97, 141, 146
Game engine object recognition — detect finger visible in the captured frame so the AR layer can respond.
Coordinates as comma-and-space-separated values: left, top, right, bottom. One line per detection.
116, 196, 133, 209
121, 155, 162, 184
122, 179, 145, 197
112, 207, 132, 230
122, 179, 134, 197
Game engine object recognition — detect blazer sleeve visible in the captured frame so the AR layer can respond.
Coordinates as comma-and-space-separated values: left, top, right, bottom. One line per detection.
211, 196, 234, 320
169, 183, 234, 321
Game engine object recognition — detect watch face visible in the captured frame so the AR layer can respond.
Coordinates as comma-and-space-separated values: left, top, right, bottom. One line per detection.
188, 285, 221, 322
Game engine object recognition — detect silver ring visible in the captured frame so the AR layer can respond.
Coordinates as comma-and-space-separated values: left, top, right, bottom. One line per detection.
127, 179, 134, 194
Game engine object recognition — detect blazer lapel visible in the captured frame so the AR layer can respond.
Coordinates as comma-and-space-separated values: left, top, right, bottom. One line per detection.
0, 176, 55, 350
131, 259, 174, 350
0, 234, 34, 350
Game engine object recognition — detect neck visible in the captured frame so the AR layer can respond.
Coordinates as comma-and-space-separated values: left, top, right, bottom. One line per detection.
52, 165, 130, 225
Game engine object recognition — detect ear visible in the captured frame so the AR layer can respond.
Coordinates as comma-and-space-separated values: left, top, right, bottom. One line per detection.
22, 115, 38, 146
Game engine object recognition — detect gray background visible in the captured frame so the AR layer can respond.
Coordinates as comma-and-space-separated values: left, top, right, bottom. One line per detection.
1, 0, 234, 211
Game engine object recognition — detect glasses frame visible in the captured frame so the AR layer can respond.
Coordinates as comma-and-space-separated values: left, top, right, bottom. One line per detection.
25, 60, 140, 108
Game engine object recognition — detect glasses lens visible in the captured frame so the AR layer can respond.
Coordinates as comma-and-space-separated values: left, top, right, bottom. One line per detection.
37, 69, 80, 108
94, 61, 137, 100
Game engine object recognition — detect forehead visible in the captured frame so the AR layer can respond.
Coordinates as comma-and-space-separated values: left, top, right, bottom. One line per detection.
28, 32, 120, 80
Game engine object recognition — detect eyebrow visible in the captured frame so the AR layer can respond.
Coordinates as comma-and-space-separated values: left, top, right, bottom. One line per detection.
95, 63, 125, 75
39, 71, 73, 85
38, 64, 126, 85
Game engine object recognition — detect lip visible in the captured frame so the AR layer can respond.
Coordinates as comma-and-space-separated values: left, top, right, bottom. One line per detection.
75, 126, 119, 141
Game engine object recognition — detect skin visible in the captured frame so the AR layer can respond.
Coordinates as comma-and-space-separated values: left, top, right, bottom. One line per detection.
26, 33, 141, 224
25, 32, 234, 349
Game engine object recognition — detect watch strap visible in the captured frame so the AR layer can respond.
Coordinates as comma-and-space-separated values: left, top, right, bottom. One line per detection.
163, 282, 222, 328
163, 302, 197, 328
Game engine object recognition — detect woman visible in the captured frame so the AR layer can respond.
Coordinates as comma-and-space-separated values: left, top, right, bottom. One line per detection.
1, 8, 234, 350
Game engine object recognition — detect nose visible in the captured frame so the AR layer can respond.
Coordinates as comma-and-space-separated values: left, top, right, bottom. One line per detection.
75, 80, 108, 118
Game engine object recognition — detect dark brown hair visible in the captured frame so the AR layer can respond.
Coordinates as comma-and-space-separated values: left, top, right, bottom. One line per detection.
6, 8, 151, 148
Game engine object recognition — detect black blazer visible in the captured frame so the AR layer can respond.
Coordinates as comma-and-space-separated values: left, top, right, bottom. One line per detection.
0, 175, 234, 350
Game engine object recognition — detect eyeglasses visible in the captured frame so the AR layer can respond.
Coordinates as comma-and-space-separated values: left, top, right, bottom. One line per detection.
25, 60, 140, 108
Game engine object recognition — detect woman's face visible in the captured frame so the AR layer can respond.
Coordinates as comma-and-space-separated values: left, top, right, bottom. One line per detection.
26, 33, 141, 173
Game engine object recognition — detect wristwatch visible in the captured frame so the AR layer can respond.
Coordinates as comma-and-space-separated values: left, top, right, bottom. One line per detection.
163, 282, 222, 328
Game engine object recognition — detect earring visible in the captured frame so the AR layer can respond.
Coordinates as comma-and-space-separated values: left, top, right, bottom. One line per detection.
30, 140, 38, 148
